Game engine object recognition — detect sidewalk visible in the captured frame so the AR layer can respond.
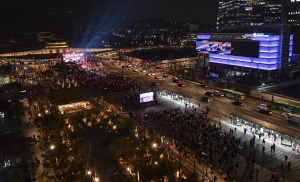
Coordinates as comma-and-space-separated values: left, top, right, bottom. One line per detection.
21, 101, 47, 182
153, 94, 300, 182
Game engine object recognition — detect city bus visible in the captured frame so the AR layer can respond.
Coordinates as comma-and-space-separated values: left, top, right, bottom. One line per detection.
222, 89, 245, 100
273, 100, 300, 114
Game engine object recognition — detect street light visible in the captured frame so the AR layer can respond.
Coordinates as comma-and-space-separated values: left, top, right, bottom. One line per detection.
152, 143, 157, 148
50, 145, 55, 150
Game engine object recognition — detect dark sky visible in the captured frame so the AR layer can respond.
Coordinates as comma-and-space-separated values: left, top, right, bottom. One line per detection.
0, 0, 219, 34
77, 0, 220, 23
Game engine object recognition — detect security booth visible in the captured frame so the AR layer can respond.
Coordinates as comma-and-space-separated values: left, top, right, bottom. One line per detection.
281, 135, 293, 147
231, 115, 243, 126
253, 124, 265, 135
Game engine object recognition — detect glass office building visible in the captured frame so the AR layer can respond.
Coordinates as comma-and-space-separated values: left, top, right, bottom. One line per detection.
217, 0, 286, 31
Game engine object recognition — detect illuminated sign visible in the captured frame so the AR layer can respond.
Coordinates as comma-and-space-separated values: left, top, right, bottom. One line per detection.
140, 92, 154, 103
197, 34, 210, 39
245, 7, 253, 12
242, 33, 270, 39
196, 40, 232, 54
62, 52, 85, 63
63, 53, 84, 59
252, 33, 269, 38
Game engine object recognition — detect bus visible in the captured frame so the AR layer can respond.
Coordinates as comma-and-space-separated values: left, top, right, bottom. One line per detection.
273, 100, 300, 114
222, 89, 245, 100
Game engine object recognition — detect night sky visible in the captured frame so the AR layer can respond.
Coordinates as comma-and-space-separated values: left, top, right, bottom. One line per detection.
82, 0, 219, 23
1, 0, 219, 24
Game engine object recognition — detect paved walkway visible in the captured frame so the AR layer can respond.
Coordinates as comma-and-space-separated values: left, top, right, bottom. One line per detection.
21, 101, 47, 182
149, 94, 300, 182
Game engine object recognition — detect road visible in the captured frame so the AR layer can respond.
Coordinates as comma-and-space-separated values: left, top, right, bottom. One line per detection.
99, 59, 300, 141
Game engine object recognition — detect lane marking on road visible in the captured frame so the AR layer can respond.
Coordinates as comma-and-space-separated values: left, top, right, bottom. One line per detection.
263, 118, 273, 122
244, 111, 252, 115
248, 101, 257, 104
289, 126, 300, 131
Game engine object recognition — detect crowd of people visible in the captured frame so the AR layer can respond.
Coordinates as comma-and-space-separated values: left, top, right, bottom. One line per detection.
87, 72, 135, 94
141, 105, 287, 181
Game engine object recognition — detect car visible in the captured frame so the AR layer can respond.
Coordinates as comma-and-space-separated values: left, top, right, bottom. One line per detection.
258, 109, 272, 115
133, 69, 138, 72
257, 104, 273, 110
281, 112, 291, 118
205, 92, 214, 97
154, 76, 160, 79
173, 79, 180, 83
213, 91, 224, 97
178, 83, 185, 87
201, 97, 212, 102
200, 84, 208, 88
150, 82, 159, 86
232, 101, 244, 106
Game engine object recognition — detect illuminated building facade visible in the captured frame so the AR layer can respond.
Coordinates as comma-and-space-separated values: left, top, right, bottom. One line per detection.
288, 0, 300, 52
196, 24, 298, 80
217, 0, 286, 31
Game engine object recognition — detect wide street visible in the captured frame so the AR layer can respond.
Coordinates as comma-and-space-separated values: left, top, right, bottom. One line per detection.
98, 59, 300, 143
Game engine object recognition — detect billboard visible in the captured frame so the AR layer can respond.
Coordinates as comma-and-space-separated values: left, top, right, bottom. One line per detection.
140, 92, 154, 103
196, 40, 232, 54
197, 40, 260, 58
62, 52, 85, 64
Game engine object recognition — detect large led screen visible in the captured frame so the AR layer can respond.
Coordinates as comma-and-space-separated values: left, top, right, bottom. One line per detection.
196, 40, 260, 58
140, 92, 154, 103
196, 40, 232, 54
62, 52, 85, 64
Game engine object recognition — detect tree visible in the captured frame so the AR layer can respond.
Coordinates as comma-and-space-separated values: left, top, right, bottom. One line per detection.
109, 137, 132, 160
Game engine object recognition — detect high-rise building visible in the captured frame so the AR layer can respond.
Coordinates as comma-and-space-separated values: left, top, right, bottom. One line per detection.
217, 0, 286, 31
196, 24, 297, 81
288, 0, 300, 52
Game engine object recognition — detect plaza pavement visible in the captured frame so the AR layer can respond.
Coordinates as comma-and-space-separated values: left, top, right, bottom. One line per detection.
152, 94, 300, 182
21, 101, 47, 182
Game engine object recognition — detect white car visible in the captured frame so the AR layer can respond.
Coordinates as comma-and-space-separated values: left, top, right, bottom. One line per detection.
213, 91, 224, 97
281, 113, 291, 118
